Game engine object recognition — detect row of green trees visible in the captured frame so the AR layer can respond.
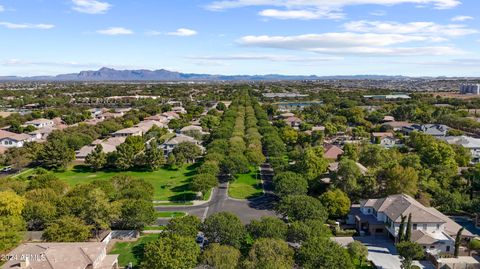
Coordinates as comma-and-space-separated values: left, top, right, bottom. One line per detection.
139, 211, 368, 269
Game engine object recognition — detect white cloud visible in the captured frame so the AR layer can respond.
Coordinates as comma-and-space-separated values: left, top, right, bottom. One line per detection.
96, 27, 133, 35
167, 28, 197, 36
451, 15, 474, 22
0, 22, 55, 29
238, 33, 463, 56
72, 0, 111, 14
207, 0, 461, 20
259, 9, 344, 20
188, 54, 341, 62
0, 5, 4, 12
344, 21, 478, 37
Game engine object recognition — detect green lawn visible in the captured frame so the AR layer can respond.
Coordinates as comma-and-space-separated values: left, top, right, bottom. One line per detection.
155, 211, 186, 218
20, 164, 200, 202
109, 234, 159, 268
228, 168, 263, 199
143, 226, 166, 231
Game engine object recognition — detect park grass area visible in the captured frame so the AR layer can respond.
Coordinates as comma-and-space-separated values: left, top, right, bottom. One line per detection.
155, 211, 186, 218
228, 167, 263, 199
143, 226, 166, 231
19, 164, 200, 202
109, 233, 159, 268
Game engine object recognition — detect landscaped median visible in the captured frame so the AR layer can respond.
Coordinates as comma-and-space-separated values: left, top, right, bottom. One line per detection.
228, 167, 263, 199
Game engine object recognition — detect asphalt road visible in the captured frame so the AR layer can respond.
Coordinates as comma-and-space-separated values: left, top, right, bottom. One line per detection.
155, 163, 278, 225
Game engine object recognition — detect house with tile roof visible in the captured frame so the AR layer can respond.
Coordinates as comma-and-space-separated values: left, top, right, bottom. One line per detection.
347, 194, 474, 255
76, 137, 126, 160
323, 144, 344, 160
1, 242, 118, 269
403, 124, 449, 137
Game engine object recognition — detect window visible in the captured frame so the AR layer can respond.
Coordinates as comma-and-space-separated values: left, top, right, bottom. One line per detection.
430, 246, 435, 249
446, 246, 450, 252
413, 224, 417, 230
423, 224, 427, 230
436, 224, 440, 229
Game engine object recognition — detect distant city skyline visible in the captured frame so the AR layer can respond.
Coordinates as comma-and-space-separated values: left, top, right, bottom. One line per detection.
0, 0, 479, 77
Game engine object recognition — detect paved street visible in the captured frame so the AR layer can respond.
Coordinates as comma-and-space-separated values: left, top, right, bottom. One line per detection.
155, 163, 277, 225
355, 236, 435, 269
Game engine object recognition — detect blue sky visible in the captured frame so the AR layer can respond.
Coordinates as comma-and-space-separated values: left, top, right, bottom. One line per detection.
0, 0, 479, 76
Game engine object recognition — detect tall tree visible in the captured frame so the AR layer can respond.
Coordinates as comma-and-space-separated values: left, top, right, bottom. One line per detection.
405, 213, 412, 242
454, 227, 464, 257
144, 139, 165, 171
247, 216, 288, 240
43, 216, 92, 242
243, 238, 294, 269
85, 144, 107, 171
319, 188, 351, 219
277, 195, 328, 222
166, 215, 201, 238
37, 139, 75, 170
397, 241, 424, 269
141, 234, 200, 269
273, 172, 308, 198
298, 237, 354, 269
202, 243, 241, 269
397, 215, 407, 243
202, 212, 245, 249
298, 146, 329, 181
347, 241, 368, 267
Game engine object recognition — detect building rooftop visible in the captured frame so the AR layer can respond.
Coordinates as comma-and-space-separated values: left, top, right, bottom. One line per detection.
2, 242, 118, 269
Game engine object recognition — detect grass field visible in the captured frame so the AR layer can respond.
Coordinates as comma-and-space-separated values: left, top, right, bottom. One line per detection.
20, 164, 200, 202
109, 234, 159, 268
228, 167, 263, 199
155, 211, 186, 218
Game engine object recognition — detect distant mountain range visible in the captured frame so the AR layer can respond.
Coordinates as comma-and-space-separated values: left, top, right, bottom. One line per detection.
0, 67, 421, 82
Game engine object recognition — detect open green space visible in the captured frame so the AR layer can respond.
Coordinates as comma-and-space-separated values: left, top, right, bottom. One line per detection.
19, 164, 200, 202
228, 167, 263, 199
155, 211, 186, 218
143, 226, 166, 231
109, 234, 159, 268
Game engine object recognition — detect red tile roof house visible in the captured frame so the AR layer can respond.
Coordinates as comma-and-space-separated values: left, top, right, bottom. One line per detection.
347, 194, 475, 255
323, 144, 344, 160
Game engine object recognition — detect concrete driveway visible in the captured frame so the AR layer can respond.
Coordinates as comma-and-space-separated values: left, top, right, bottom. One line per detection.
354, 236, 435, 269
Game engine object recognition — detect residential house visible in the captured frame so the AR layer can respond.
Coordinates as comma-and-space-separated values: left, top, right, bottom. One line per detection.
136, 120, 167, 133
382, 116, 395, 122
1, 242, 118, 269
279, 112, 295, 119
96, 112, 123, 121
172, 106, 187, 114
28, 127, 56, 141
162, 111, 181, 120
284, 116, 302, 128
179, 125, 203, 135
76, 137, 126, 160
403, 124, 449, 137
324, 144, 344, 160
162, 134, 202, 155
382, 121, 413, 132
347, 194, 474, 255
112, 127, 143, 137
371, 132, 396, 148
144, 114, 169, 123
0, 130, 32, 148
24, 118, 54, 128
438, 135, 480, 164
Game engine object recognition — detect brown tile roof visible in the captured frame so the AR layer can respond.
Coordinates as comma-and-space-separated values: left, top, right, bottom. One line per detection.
0, 130, 31, 141
323, 144, 344, 160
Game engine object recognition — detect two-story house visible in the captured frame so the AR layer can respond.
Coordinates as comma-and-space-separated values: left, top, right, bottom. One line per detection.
347, 194, 474, 255
438, 135, 480, 164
